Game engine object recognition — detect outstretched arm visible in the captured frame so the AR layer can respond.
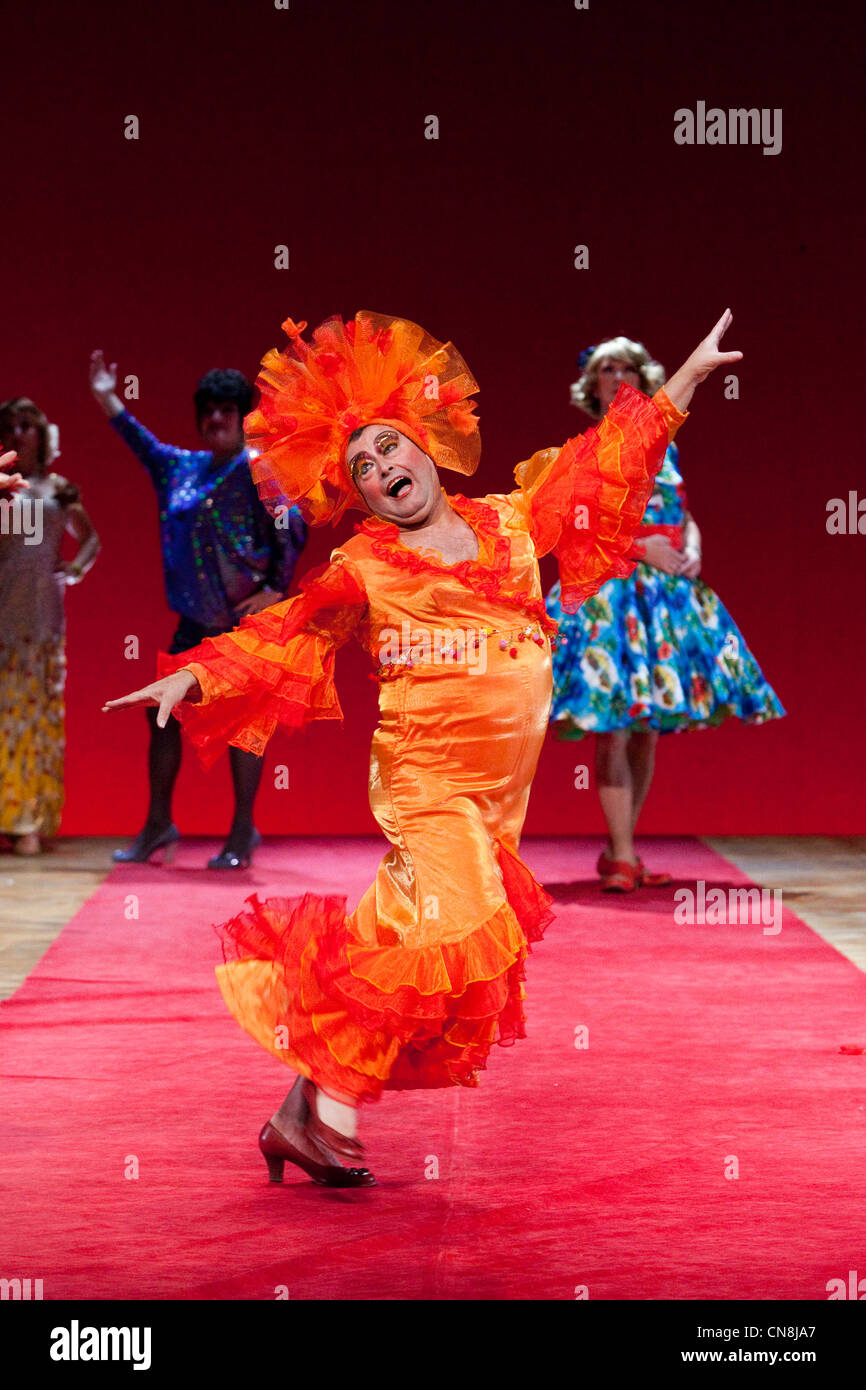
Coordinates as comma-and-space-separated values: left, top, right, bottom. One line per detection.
638, 310, 736, 579
102, 553, 368, 766
90, 348, 180, 491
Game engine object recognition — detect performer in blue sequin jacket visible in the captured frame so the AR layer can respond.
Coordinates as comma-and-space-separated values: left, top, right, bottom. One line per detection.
90, 353, 307, 868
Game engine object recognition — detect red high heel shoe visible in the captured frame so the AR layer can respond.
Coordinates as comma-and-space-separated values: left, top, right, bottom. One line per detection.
258, 1078, 376, 1188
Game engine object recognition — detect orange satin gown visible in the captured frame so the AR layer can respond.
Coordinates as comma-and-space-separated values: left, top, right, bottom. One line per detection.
162, 384, 686, 1103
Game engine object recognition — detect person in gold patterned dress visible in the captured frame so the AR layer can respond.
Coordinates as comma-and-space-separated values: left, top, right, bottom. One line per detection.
0, 400, 100, 854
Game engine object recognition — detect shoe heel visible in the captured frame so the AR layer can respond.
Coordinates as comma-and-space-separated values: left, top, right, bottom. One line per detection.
263, 1152, 284, 1183
161, 841, 177, 865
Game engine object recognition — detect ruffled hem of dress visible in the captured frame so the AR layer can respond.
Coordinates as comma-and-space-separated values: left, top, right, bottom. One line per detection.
214, 839, 555, 1102
551, 699, 786, 739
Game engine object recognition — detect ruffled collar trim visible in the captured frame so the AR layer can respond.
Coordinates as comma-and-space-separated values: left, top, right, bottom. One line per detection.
355, 493, 511, 597
354, 493, 557, 632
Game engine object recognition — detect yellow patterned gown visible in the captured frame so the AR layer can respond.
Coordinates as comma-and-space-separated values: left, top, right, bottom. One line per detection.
0, 483, 71, 838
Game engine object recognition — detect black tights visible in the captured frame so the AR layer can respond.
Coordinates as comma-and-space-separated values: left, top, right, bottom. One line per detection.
144, 707, 263, 847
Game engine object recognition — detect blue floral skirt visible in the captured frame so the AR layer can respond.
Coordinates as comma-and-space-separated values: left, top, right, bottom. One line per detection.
546, 566, 785, 739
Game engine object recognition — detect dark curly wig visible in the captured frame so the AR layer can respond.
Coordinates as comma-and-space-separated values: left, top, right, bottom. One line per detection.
193, 369, 254, 426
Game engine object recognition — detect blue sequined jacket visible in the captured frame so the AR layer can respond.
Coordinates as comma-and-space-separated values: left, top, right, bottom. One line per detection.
111, 411, 307, 629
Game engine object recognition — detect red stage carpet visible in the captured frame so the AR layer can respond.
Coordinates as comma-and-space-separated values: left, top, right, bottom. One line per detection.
2, 837, 864, 1301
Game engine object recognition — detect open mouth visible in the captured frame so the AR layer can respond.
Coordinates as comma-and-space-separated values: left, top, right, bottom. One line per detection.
387, 475, 413, 499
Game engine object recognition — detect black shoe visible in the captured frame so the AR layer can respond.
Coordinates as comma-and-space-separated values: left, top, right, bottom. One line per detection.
113, 823, 180, 864
207, 828, 261, 870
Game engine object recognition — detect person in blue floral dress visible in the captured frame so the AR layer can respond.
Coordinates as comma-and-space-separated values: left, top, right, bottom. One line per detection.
545, 336, 784, 891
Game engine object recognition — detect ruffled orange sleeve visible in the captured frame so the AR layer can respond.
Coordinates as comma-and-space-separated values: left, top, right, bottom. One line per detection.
157, 552, 367, 768
510, 384, 687, 613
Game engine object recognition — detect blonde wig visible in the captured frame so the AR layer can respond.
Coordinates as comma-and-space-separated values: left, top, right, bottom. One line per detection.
571, 337, 666, 420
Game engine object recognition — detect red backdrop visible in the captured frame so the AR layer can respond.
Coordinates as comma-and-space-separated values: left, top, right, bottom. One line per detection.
2, 0, 861, 835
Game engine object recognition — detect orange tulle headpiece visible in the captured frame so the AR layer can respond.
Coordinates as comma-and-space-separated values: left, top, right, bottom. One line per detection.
244, 311, 481, 525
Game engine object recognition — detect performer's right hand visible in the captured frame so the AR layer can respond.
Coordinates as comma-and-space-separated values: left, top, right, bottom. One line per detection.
0, 449, 28, 492
89, 349, 117, 397
89, 350, 125, 418
102, 670, 201, 728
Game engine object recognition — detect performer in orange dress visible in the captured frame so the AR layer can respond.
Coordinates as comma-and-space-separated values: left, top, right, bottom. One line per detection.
104, 307, 741, 1187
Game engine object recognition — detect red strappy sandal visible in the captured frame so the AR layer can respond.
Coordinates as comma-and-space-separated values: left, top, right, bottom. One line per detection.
596, 851, 640, 893
635, 858, 672, 887
597, 849, 671, 890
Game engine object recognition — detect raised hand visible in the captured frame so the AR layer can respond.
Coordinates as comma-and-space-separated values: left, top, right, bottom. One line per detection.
102, 670, 200, 728
89, 350, 126, 419
663, 309, 743, 411
89, 349, 118, 397
684, 308, 742, 383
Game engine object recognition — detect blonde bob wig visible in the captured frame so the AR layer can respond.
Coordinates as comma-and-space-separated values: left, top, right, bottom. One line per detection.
571, 336, 666, 421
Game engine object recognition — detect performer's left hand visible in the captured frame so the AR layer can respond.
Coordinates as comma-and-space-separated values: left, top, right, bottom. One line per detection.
683, 308, 742, 383
235, 586, 282, 618
55, 560, 85, 586
663, 309, 743, 412
677, 549, 702, 579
